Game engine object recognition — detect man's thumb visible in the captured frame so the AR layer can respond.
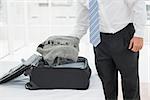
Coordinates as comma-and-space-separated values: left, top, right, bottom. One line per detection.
128, 39, 133, 49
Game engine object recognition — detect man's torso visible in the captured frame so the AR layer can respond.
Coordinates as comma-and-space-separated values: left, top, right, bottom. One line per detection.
80, 0, 133, 33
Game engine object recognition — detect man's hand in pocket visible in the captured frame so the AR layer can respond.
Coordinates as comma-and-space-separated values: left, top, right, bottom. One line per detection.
128, 37, 143, 52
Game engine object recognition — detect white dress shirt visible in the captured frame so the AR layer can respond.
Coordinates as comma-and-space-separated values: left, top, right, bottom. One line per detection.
71, 0, 147, 39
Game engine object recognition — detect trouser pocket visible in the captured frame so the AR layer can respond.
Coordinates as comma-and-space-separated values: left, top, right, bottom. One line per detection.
123, 23, 135, 48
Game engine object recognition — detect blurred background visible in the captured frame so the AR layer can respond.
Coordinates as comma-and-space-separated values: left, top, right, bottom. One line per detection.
0, 0, 150, 99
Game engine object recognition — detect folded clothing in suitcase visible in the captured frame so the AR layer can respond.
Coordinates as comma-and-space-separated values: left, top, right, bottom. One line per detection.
25, 57, 91, 90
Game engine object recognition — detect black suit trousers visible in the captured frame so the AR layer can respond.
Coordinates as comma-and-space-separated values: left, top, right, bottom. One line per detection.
93, 23, 140, 100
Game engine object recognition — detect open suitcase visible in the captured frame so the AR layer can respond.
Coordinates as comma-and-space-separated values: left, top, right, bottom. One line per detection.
25, 57, 91, 90
0, 55, 91, 90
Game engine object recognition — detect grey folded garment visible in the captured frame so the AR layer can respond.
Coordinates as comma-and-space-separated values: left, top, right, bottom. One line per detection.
37, 36, 80, 66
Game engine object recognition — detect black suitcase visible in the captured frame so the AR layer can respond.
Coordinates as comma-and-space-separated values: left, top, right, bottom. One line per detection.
25, 57, 91, 90
0, 56, 91, 90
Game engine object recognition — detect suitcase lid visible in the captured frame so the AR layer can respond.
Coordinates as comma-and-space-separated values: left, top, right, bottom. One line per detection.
0, 54, 41, 84
0, 63, 29, 84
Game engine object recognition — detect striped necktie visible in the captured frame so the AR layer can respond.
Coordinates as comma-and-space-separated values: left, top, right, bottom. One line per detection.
89, 0, 101, 47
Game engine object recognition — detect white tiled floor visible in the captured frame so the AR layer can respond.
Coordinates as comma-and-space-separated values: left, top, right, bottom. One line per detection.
0, 74, 105, 100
